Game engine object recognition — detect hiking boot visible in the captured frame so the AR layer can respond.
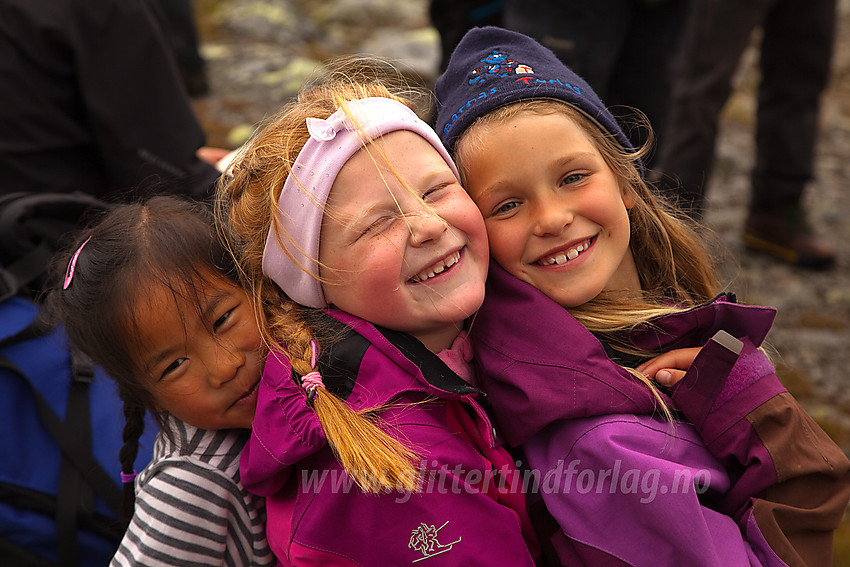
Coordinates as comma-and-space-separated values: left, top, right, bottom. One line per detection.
742, 207, 836, 270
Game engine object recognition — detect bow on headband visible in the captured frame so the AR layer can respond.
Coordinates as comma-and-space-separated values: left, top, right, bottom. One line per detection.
261, 97, 459, 308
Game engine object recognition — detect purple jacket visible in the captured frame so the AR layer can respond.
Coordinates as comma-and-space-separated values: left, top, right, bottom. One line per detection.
472, 263, 850, 567
240, 310, 538, 566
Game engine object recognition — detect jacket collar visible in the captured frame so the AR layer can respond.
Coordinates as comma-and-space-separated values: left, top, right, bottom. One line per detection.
300, 310, 484, 407
469, 262, 776, 445
477, 262, 775, 355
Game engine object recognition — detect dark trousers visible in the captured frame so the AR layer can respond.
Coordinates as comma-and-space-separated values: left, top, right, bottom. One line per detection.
151, 0, 205, 73
430, 0, 505, 71
656, 0, 837, 215
504, 0, 689, 167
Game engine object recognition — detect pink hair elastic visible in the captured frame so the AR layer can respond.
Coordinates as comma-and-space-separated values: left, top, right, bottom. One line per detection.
301, 371, 324, 395
302, 340, 324, 401
120, 470, 137, 484
63, 235, 92, 290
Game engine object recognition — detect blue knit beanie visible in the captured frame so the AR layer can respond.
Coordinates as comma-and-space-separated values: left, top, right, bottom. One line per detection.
434, 26, 634, 157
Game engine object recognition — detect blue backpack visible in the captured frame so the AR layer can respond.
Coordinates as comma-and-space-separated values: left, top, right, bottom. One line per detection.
0, 192, 156, 566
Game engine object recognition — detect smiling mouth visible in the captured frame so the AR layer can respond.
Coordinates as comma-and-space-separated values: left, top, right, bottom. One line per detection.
231, 380, 259, 407
537, 237, 594, 266
409, 250, 462, 283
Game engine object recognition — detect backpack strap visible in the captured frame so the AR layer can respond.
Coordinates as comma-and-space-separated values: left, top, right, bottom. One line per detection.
0, 537, 56, 567
0, 191, 113, 302
56, 346, 94, 566
0, 320, 124, 565
0, 192, 119, 564
0, 241, 53, 303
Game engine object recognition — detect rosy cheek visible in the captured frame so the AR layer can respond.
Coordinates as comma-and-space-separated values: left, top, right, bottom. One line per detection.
363, 268, 402, 299
352, 280, 404, 324
486, 237, 511, 266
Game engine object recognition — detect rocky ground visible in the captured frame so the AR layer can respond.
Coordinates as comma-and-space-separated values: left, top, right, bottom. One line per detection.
191, 0, 850, 453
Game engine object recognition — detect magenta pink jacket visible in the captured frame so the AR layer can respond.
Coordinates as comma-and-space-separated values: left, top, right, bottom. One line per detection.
240, 310, 539, 565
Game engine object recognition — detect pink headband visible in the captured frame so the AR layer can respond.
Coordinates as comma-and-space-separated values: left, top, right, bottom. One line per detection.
261, 97, 460, 308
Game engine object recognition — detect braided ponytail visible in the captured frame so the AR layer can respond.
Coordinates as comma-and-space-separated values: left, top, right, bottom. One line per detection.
217, 60, 431, 494
288, 325, 420, 493
117, 397, 146, 525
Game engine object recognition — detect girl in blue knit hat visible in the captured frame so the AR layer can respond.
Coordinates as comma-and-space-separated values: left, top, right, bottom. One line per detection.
435, 26, 850, 566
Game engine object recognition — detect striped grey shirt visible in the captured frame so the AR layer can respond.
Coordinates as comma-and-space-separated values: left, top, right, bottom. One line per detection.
110, 415, 274, 566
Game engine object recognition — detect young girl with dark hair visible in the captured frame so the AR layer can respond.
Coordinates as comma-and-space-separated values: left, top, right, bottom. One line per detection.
44, 195, 274, 566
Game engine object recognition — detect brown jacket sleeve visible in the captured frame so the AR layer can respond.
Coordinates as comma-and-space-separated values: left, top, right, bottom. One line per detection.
748, 392, 850, 567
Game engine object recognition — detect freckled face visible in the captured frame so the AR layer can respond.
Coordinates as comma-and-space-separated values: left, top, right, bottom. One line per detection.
458, 111, 641, 307
319, 131, 489, 352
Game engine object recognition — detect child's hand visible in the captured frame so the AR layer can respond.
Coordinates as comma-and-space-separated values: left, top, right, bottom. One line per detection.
637, 347, 702, 387
196, 146, 233, 167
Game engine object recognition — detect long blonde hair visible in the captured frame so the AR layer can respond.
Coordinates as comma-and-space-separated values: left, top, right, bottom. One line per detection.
455, 99, 725, 418
455, 98, 722, 325
216, 59, 432, 493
